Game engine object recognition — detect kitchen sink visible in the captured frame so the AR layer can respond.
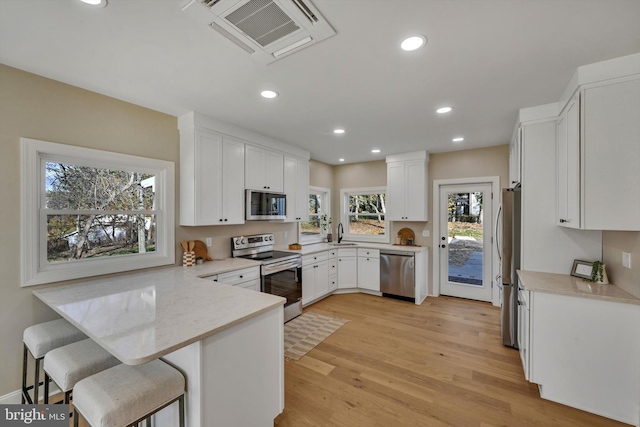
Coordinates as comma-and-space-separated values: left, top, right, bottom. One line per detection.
327, 242, 358, 246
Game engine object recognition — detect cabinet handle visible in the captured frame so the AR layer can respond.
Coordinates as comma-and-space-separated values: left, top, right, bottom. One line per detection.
239, 275, 243, 279
559, 219, 570, 223
512, 180, 517, 184
219, 219, 223, 222
224, 219, 228, 222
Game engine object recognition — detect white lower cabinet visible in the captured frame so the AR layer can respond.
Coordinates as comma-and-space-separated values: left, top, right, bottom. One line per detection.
524, 289, 640, 426
202, 266, 261, 292
302, 253, 329, 305
517, 281, 530, 381
328, 250, 338, 292
357, 248, 380, 291
337, 248, 357, 289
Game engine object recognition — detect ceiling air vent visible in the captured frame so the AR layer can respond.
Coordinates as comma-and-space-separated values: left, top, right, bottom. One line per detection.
182, 0, 335, 64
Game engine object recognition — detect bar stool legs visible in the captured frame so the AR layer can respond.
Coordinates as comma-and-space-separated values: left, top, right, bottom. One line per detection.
73, 394, 185, 427
21, 343, 42, 405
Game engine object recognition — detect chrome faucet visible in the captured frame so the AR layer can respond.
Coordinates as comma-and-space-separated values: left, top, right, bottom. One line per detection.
337, 223, 344, 243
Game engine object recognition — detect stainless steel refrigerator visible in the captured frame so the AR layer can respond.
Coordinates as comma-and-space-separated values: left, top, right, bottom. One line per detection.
497, 186, 521, 348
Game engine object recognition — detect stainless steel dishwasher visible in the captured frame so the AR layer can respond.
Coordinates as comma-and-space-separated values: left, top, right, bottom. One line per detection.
380, 250, 415, 299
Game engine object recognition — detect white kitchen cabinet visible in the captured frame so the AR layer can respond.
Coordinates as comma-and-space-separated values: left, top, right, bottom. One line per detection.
202, 266, 261, 292
385, 151, 429, 221
337, 248, 357, 289
245, 145, 284, 192
556, 76, 640, 230
509, 126, 522, 188
357, 248, 380, 291
528, 290, 640, 426
302, 260, 328, 305
556, 93, 580, 229
180, 127, 245, 226
283, 156, 309, 222
517, 281, 530, 381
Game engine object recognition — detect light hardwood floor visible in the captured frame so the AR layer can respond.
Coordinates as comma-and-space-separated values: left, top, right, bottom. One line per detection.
274, 293, 628, 427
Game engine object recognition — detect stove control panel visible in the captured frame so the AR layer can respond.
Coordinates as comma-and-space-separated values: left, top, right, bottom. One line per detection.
232, 233, 275, 251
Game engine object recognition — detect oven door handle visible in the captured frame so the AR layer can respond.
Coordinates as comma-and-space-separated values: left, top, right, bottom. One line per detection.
262, 259, 301, 275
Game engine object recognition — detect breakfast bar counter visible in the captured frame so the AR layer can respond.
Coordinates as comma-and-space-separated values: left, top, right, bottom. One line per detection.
34, 265, 286, 427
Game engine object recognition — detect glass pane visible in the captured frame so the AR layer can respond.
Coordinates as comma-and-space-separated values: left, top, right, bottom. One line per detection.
47, 214, 156, 262
348, 193, 386, 214
447, 192, 484, 286
308, 193, 321, 215
45, 162, 155, 211
300, 216, 320, 235
348, 215, 385, 235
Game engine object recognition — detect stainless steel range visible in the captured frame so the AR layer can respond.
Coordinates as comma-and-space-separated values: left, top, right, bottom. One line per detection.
232, 233, 302, 323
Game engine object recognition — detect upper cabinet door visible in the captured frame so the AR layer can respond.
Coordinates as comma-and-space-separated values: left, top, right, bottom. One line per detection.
245, 145, 266, 191
296, 159, 309, 222
557, 94, 581, 229
582, 77, 640, 230
386, 154, 429, 221
193, 130, 223, 225
222, 137, 246, 225
385, 162, 405, 221
404, 160, 427, 220
245, 145, 284, 192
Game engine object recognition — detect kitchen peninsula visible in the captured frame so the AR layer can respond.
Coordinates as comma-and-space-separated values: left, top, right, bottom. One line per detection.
33, 263, 285, 427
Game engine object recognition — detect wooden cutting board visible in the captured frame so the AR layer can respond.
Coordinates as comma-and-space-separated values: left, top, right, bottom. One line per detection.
394, 228, 420, 246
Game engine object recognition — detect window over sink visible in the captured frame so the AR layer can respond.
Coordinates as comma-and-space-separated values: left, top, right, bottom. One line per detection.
340, 187, 388, 243
21, 138, 175, 286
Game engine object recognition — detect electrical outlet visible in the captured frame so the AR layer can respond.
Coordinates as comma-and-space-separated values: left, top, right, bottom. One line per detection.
622, 252, 631, 269
422, 230, 430, 237
206, 238, 212, 247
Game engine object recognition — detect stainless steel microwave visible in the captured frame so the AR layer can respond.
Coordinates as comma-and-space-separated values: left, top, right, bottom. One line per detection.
246, 190, 287, 220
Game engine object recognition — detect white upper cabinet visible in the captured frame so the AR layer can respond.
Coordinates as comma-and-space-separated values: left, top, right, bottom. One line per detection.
556, 93, 580, 228
245, 145, 284, 192
557, 75, 640, 230
180, 127, 245, 226
283, 156, 309, 222
385, 151, 429, 221
509, 126, 522, 188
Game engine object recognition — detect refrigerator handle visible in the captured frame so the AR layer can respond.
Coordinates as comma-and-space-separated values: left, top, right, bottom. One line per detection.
495, 204, 502, 262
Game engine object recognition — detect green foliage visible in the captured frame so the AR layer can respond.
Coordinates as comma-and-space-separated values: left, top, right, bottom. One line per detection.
584, 260, 605, 283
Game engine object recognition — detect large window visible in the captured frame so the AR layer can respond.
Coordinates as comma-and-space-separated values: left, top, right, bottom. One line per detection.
21, 138, 175, 286
299, 187, 330, 244
340, 187, 387, 242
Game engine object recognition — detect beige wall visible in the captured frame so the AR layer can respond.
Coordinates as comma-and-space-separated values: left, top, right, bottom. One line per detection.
603, 231, 640, 298
0, 64, 179, 395
0, 65, 298, 396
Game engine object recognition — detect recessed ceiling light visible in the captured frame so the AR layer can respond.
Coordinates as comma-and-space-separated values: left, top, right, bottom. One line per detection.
452, 137, 464, 142
339, 158, 345, 162
371, 149, 381, 153
80, 0, 107, 6
436, 107, 453, 114
260, 90, 278, 99
400, 35, 427, 51
333, 129, 345, 134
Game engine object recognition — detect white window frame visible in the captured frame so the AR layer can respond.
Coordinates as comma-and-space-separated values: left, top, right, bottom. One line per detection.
21, 138, 175, 287
340, 186, 389, 243
298, 186, 331, 245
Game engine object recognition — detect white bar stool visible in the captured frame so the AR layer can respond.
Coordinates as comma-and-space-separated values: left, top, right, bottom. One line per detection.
73, 359, 186, 427
43, 338, 121, 404
22, 319, 87, 404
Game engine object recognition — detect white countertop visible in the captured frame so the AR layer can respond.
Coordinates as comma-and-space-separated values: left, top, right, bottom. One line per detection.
33, 261, 285, 365
276, 242, 427, 255
517, 270, 640, 305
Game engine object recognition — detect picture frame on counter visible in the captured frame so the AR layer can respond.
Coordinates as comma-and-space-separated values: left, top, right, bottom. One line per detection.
570, 259, 594, 280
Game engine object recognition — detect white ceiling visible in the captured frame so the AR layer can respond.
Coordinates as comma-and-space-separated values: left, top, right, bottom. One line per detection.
1, 0, 639, 165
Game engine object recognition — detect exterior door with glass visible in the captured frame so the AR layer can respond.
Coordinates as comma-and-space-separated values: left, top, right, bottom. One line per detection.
439, 184, 493, 302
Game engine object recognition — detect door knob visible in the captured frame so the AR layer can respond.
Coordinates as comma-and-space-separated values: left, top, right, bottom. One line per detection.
441, 236, 445, 241
441, 244, 446, 248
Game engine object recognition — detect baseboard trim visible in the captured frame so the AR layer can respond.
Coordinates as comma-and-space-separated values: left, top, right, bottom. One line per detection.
0, 383, 62, 405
